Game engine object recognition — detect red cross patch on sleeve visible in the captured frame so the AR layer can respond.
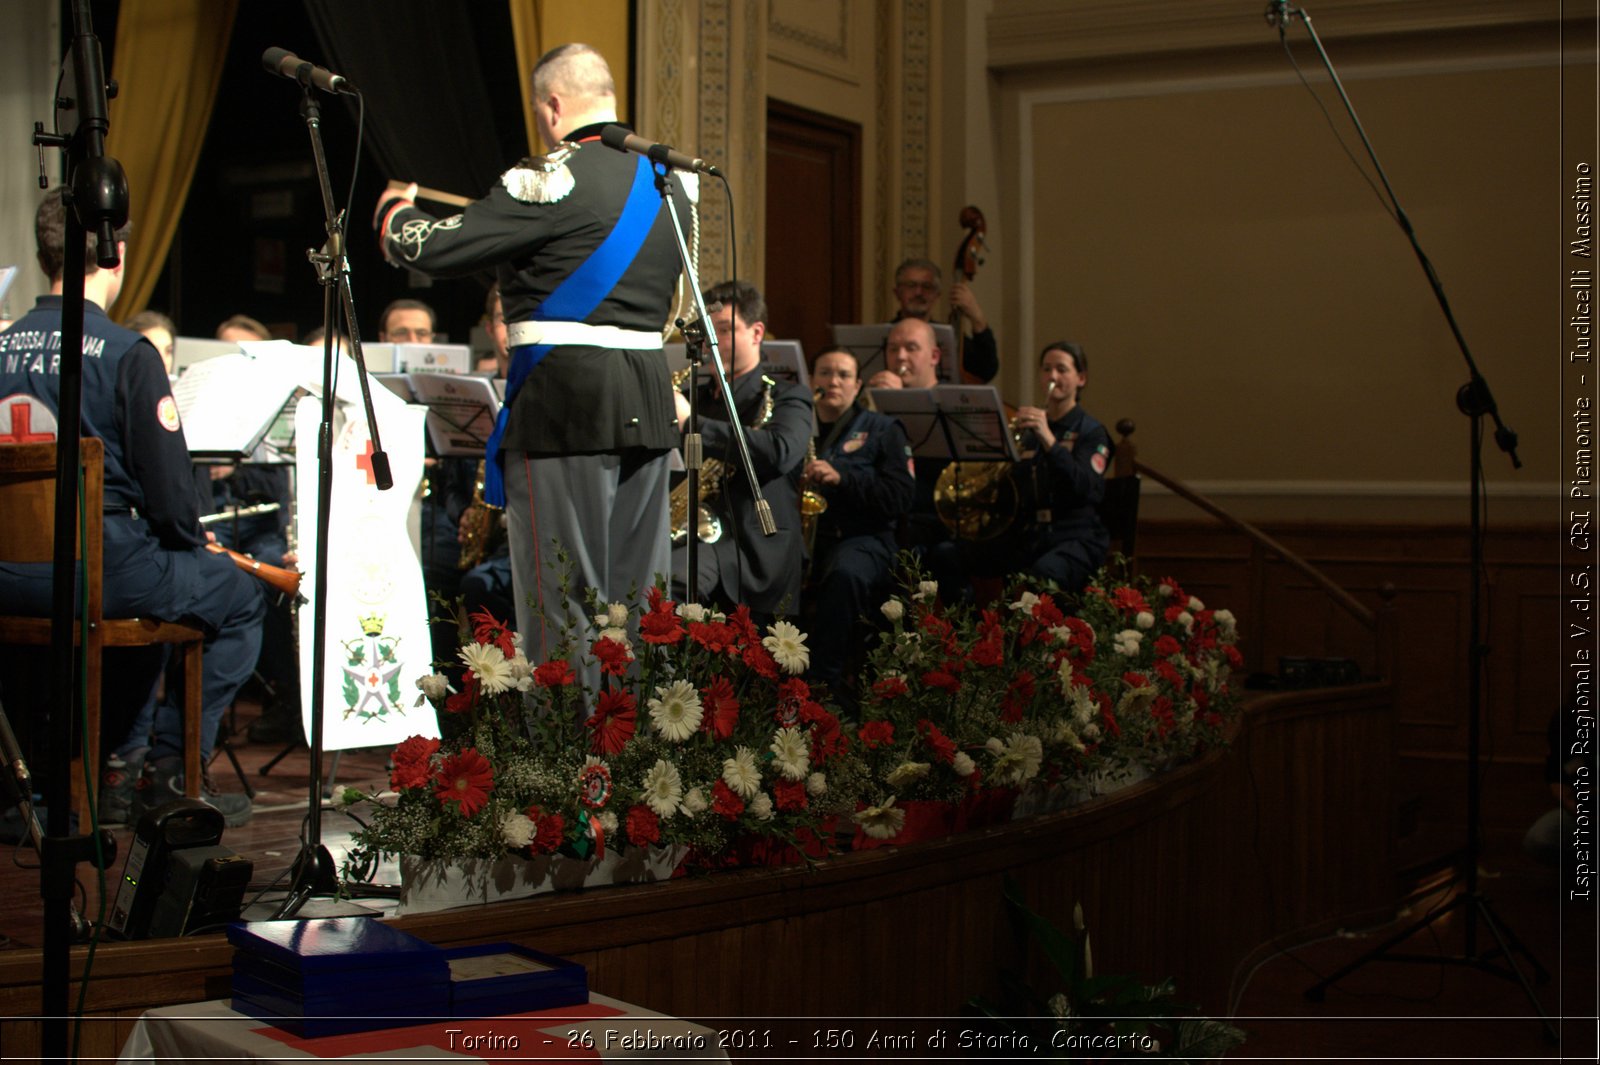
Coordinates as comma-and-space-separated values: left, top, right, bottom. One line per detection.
157, 395, 182, 432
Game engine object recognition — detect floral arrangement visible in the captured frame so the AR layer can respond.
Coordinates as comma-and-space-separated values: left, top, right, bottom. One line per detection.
341, 567, 1242, 876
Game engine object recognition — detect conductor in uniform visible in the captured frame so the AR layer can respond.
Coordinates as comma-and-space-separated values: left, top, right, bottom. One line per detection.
376, 43, 690, 691
0, 188, 262, 825
671, 281, 811, 622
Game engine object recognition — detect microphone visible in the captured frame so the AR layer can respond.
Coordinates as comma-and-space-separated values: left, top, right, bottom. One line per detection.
1263, 1, 1294, 28
600, 124, 722, 177
261, 47, 357, 96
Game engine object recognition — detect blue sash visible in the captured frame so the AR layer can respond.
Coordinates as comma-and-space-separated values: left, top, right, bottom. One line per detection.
484, 154, 663, 507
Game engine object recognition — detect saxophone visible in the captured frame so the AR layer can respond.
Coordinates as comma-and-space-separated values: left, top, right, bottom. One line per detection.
457, 459, 504, 569
670, 374, 775, 544
798, 394, 828, 551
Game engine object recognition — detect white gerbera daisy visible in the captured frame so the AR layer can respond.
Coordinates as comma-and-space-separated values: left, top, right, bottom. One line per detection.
648, 679, 704, 741
723, 746, 762, 799
459, 642, 513, 694
641, 759, 684, 818
853, 797, 906, 839
762, 620, 810, 674
986, 733, 1044, 786
749, 793, 776, 821
887, 761, 931, 789
769, 727, 810, 780
500, 811, 535, 848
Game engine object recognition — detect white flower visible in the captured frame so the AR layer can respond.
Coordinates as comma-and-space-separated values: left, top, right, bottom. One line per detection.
762, 620, 810, 674
677, 602, 708, 623
1135, 611, 1155, 630
749, 792, 776, 821
912, 580, 939, 602
1157, 582, 1176, 599
1068, 682, 1098, 728
374, 790, 401, 807
597, 625, 632, 648
507, 653, 534, 692
769, 727, 811, 780
887, 761, 931, 789
881, 599, 905, 622
986, 733, 1044, 786
500, 811, 535, 848
952, 751, 976, 778
641, 759, 684, 818
415, 673, 453, 706
1010, 590, 1040, 614
598, 810, 618, 835
723, 746, 762, 799
459, 642, 514, 694
331, 786, 363, 810
1052, 721, 1087, 753
853, 797, 906, 839
1213, 609, 1237, 637
593, 602, 629, 628
1175, 611, 1195, 633
806, 772, 828, 798
1113, 629, 1144, 657
681, 786, 709, 815
1188, 596, 1205, 612
648, 679, 704, 741
1082, 721, 1103, 742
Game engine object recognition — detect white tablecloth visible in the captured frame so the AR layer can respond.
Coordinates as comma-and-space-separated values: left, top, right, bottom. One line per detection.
118, 994, 728, 1063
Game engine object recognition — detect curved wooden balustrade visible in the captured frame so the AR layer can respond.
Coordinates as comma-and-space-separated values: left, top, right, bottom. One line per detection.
0, 682, 1395, 1059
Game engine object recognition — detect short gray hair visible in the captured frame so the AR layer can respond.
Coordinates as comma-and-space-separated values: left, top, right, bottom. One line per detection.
531, 43, 615, 102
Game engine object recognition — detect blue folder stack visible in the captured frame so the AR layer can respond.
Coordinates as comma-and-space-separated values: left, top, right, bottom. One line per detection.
227, 917, 451, 1038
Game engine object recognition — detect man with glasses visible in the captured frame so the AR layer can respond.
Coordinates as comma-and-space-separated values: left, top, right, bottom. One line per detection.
890, 257, 998, 384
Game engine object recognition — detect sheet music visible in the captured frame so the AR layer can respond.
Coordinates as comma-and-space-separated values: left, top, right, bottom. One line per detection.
406, 372, 500, 456
172, 346, 317, 457
869, 385, 1017, 462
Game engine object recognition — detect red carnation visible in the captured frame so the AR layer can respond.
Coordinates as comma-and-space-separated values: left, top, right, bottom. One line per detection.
711, 779, 745, 820
1155, 634, 1183, 658
433, 747, 494, 817
528, 805, 566, 853
626, 803, 662, 846
921, 670, 961, 694
688, 620, 737, 653
1150, 696, 1175, 738
773, 778, 808, 811
585, 686, 638, 755
592, 635, 633, 676
444, 672, 479, 714
858, 720, 896, 749
389, 735, 439, 790
1001, 671, 1036, 724
1110, 586, 1149, 615
639, 606, 685, 646
1224, 644, 1244, 670
1031, 595, 1065, 628
741, 640, 779, 679
872, 676, 909, 701
917, 719, 957, 765
533, 658, 576, 688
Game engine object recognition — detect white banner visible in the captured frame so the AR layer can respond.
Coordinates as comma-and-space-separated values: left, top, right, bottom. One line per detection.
293, 372, 438, 753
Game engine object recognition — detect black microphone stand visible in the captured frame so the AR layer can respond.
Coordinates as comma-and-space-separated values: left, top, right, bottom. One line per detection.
1267, 4, 1547, 1038
30, 2, 126, 1058
649, 164, 775, 602
270, 77, 394, 920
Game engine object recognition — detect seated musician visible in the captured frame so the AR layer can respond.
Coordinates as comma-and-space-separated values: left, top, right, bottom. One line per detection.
800, 346, 915, 704
874, 317, 951, 553
671, 281, 811, 623
0, 188, 263, 826
937, 340, 1113, 598
890, 257, 998, 384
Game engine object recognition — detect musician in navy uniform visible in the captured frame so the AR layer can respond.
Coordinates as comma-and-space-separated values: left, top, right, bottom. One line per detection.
376, 44, 689, 692
670, 281, 811, 622
0, 188, 262, 825
945, 340, 1112, 597
800, 346, 915, 702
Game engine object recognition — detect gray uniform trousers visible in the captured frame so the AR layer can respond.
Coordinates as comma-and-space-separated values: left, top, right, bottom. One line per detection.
503, 448, 671, 705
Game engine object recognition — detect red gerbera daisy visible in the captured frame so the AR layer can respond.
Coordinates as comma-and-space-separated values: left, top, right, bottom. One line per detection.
586, 686, 638, 755
699, 676, 740, 739
467, 608, 516, 657
433, 747, 494, 817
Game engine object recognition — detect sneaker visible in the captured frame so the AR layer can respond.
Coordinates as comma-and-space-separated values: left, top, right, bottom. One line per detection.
97, 746, 147, 826
133, 757, 253, 829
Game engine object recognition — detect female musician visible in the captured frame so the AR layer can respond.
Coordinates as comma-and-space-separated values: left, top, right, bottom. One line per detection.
1007, 341, 1114, 591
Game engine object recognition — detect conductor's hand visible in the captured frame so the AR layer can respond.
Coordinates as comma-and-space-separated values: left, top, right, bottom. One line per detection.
374, 181, 417, 233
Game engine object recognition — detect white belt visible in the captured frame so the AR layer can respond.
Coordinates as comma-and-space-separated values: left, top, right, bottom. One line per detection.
507, 321, 661, 349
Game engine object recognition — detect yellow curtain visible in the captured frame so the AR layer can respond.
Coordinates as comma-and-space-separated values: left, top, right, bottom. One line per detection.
509, 0, 630, 156
104, 0, 237, 321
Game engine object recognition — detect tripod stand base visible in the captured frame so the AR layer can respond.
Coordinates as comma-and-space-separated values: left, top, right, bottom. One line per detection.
1304, 888, 1556, 1044
270, 842, 342, 919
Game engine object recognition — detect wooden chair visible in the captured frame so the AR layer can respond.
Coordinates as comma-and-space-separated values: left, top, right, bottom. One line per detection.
0, 439, 202, 827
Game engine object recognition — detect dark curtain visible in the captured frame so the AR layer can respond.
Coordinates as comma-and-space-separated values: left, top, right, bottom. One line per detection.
301, 0, 528, 199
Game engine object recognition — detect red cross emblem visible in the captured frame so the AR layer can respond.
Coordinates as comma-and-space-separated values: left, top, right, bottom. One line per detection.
0, 399, 57, 445
354, 439, 377, 485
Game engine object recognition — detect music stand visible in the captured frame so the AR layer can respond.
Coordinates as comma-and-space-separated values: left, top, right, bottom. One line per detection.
871, 385, 1017, 545
400, 371, 499, 457
666, 338, 811, 391
831, 322, 960, 381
